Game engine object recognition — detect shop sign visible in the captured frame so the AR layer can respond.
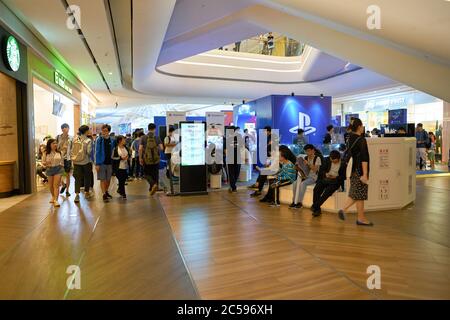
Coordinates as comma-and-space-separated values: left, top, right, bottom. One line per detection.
4, 35, 21, 72
54, 71, 73, 95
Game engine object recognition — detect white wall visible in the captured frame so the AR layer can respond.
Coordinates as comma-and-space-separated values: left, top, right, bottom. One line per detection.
33, 85, 75, 150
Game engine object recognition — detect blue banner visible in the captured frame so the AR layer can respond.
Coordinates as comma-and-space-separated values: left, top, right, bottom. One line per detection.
272, 95, 332, 145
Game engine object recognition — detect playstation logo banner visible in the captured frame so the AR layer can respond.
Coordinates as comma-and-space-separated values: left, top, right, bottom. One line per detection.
272, 95, 332, 145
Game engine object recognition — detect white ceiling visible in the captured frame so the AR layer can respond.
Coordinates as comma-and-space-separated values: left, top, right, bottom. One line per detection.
2, 0, 449, 109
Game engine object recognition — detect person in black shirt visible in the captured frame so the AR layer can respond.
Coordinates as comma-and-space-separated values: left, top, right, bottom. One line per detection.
311, 150, 346, 216
338, 118, 373, 226
226, 127, 243, 193
248, 126, 272, 196
322, 125, 333, 156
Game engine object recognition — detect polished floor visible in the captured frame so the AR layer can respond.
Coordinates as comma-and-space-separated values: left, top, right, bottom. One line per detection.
0, 176, 448, 300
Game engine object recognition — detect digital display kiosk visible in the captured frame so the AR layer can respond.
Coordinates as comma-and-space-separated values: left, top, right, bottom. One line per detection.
180, 122, 208, 195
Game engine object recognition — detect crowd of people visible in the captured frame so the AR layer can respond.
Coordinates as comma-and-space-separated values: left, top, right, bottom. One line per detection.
36, 117, 406, 227
247, 119, 373, 226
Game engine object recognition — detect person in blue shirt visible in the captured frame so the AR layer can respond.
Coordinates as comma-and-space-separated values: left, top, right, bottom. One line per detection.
263, 148, 297, 207
415, 123, 429, 170
95, 124, 117, 202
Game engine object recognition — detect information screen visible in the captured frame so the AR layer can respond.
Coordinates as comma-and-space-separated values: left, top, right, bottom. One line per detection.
181, 122, 206, 166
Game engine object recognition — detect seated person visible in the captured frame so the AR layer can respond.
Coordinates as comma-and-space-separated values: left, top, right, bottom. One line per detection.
290, 144, 321, 209
311, 150, 346, 217
259, 149, 297, 206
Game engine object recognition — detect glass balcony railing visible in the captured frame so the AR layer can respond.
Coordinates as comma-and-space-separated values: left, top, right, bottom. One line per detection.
218, 33, 305, 57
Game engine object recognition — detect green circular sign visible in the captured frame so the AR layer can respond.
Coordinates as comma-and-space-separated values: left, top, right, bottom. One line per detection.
5, 36, 21, 72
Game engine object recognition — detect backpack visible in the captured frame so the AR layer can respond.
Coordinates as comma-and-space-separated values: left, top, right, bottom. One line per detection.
144, 134, 160, 165
71, 136, 85, 162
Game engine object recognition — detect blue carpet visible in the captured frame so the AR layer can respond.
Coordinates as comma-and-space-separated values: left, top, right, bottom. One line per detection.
416, 170, 447, 175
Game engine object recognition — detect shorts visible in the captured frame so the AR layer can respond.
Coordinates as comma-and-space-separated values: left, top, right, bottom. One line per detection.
428, 150, 435, 161
64, 160, 72, 173
46, 166, 64, 177
97, 164, 113, 181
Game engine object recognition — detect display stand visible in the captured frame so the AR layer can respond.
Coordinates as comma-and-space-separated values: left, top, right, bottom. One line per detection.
179, 122, 208, 195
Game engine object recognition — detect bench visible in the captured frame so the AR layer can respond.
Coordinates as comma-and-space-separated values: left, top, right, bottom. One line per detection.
277, 182, 349, 213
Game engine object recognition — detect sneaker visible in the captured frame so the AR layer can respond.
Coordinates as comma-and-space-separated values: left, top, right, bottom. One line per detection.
106, 192, 113, 199
288, 203, 297, 209
356, 220, 374, 227
54, 201, 60, 208
60, 184, 67, 194
122, 194, 127, 200
312, 209, 322, 217
103, 194, 109, 202
269, 202, 280, 207
295, 203, 303, 209
74, 194, 80, 203
338, 209, 346, 221
250, 191, 261, 197
150, 185, 158, 196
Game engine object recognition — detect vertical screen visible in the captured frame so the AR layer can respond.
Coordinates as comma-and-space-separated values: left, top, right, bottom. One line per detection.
181, 122, 205, 166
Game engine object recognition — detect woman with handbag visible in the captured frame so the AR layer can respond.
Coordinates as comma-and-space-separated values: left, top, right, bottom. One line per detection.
338, 118, 373, 226
113, 135, 130, 200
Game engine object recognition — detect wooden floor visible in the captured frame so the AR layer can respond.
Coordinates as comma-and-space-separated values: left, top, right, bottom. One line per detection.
0, 176, 448, 299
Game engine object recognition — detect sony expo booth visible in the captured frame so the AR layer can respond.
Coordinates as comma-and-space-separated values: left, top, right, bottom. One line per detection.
234, 94, 416, 213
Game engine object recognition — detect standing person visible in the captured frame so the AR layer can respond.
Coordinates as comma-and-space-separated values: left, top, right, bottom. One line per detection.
234, 41, 241, 52
71, 125, 93, 203
311, 150, 346, 216
87, 132, 96, 191
225, 126, 243, 193
267, 32, 274, 55
164, 127, 178, 189
428, 132, 437, 170
293, 129, 308, 148
133, 131, 145, 179
56, 123, 72, 197
338, 118, 373, 226
248, 126, 272, 195
258, 34, 265, 54
113, 135, 130, 200
42, 139, 64, 207
415, 123, 429, 170
290, 144, 321, 209
95, 124, 116, 202
139, 123, 164, 196
323, 125, 334, 156
263, 149, 297, 207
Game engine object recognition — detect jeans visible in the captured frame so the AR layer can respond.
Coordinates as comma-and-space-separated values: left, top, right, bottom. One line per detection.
293, 176, 316, 204
227, 164, 241, 191
416, 148, 427, 169
266, 180, 292, 204
116, 169, 128, 195
74, 163, 93, 193
312, 179, 340, 210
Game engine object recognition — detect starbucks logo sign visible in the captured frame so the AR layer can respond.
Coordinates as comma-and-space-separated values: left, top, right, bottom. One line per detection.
5, 36, 21, 72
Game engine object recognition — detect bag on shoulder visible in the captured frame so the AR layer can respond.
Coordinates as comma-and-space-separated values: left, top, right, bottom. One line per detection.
144, 134, 160, 165
343, 136, 362, 167
70, 136, 85, 162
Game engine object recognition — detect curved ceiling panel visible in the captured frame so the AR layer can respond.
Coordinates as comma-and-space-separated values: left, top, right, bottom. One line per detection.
132, 0, 177, 93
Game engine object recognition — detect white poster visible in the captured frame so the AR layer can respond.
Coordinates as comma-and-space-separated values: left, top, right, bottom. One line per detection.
206, 112, 225, 136
379, 148, 390, 169
167, 111, 186, 129
379, 179, 389, 200
181, 122, 206, 166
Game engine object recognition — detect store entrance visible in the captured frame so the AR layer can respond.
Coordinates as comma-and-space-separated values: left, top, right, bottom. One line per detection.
33, 79, 76, 190
0, 72, 20, 198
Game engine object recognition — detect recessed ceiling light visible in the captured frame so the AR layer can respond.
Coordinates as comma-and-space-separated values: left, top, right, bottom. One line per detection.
108, 72, 113, 75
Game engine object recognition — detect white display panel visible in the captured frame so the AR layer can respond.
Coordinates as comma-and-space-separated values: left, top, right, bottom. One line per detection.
181, 122, 206, 166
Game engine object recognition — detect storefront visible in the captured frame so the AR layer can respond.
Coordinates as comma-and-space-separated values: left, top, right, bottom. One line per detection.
333, 89, 446, 162
0, 26, 29, 197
